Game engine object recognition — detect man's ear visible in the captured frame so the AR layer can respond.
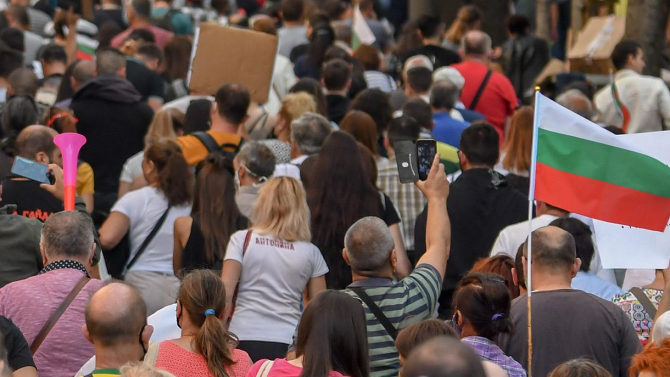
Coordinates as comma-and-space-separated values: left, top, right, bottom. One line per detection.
390, 249, 397, 270
82, 324, 92, 344
40, 243, 48, 267
88, 243, 96, 266
572, 258, 582, 279
342, 248, 351, 266
511, 267, 519, 287
35, 151, 49, 165
142, 324, 154, 344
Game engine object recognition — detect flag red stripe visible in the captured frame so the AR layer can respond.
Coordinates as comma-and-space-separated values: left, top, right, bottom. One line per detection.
535, 163, 670, 232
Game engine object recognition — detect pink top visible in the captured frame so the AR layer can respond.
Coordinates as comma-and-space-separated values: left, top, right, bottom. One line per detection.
246, 359, 350, 377
155, 340, 253, 377
0, 269, 105, 377
111, 26, 174, 49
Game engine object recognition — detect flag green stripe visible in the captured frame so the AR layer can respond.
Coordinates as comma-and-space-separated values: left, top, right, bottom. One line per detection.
537, 128, 670, 199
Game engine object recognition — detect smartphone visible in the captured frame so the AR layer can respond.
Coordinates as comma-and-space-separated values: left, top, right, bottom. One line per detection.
394, 141, 419, 183
416, 139, 437, 181
11, 157, 53, 184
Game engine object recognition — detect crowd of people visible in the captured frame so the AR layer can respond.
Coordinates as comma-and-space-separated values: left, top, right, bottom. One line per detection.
1, 0, 670, 376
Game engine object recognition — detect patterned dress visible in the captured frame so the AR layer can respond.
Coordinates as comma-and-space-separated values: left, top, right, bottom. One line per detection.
611, 288, 663, 346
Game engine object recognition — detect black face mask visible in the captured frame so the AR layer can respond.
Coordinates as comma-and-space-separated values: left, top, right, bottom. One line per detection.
139, 324, 147, 358
176, 314, 181, 329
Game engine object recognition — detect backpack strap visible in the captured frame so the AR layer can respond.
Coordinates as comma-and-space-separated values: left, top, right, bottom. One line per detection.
350, 287, 398, 340
192, 131, 221, 154
256, 360, 275, 377
142, 341, 161, 366
469, 69, 493, 111
630, 287, 658, 318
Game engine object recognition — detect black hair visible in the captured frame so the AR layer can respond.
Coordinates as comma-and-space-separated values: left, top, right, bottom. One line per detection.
308, 21, 335, 79
6, 5, 29, 28
402, 98, 433, 130
136, 43, 164, 63
349, 88, 393, 134
215, 83, 250, 125
388, 115, 420, 146
459, 121, 499, 167
0, 27, 24, 52
550, 218, 594, 272
453, 272, 515, 340
39, 44, 67, 64
515, 244, 526, 290
130, 0, 151, 20
323, 58, 351, 91
0, 95, 40, 157
506, 15, 530, 36
611, 40, 641, 71
281, 0, 304, 22
417, 15, 444, 39
126, 28, 155, 43
324, 45, 352, 63
0, 47, 24, 78
406, 67, 432, 93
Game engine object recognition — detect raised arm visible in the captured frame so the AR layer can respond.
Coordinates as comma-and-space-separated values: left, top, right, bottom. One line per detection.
413, 153, 450, 280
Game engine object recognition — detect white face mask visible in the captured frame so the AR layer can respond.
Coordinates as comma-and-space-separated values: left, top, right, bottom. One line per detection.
234, 167, 241, 191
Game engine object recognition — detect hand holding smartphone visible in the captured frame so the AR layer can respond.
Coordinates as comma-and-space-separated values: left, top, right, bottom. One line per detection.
395, 139, 437, 183
11, 157, 55, 184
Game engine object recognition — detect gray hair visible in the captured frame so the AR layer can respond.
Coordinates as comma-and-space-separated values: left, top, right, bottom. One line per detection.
344, 217, 394, 273
461, 30, 492, 56
430, 81, 459, 111
290, 112, 333, 155
237, 141, 276, 180
556, 89, 596, 120
41, 211, 95, 260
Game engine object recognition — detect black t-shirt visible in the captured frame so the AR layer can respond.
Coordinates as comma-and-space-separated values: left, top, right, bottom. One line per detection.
0, 316, 35, 371
181, 216, 249, 273
380, 192, 401, 226
403, 45, 462, 70
0, 177, 63, 221
125, 58, 166, 102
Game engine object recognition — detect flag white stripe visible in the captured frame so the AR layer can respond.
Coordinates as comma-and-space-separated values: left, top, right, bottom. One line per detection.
353, 5, 376, 45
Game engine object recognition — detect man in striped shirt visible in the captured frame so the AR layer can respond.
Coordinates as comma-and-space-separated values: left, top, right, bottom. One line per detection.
342, 153, 450, 377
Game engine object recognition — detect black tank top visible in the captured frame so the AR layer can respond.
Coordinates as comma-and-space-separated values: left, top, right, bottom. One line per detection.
181, 216, 248, 273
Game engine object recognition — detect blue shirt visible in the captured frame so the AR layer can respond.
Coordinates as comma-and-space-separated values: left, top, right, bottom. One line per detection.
456, 108, 487, 123
432, 112, 469, 148
572, 270, 625, 300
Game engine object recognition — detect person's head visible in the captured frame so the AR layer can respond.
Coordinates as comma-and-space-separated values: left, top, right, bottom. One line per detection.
445, 5, 483, 44
629, 338, 670, 377
252, 16, 277, 36
402, 337, 487, 377
324, 0, 349, 22
386, 115, 420, 154
349, 88, 393, 136
514, 244, 526, 292
0, 47, 23, 84
458, 121, 499, 170
406, 67, 433, 97
296, 290, 369, 377
71, 60, 96, 91
214, 83, 250, 127
40, 44, 68, 75
395, 320, 458, 365
322, 58, 351, 93
343, 216, 396, 277
15, 125, 61, 166
193, 154, 242, 265
46, 107, 78, 134
501, 106, 533, 174
276, 92, 316, 140
308, 21, 335, 77
548, 359, 612, 377
289, 78, 329, 117
121, 29, 155, 56
234, 141, 276, 186
84, 283, 152, 364
470, 255, 520, 299
143, 139, 193, 206
0, 94, 40, 156
417, 15, 445, 43
522, 226, 581, 289
252, 176, 311, 242
612, 39, 644, 73
402, 99, 433, 131
394, 20, 423, 57
333, 23, 353, 46
453, 273, 514, 340
290, 112, 332, 157
550, 218, 594, 273
0, 27, 23, 52
144, 108, 183, 145
41, 211, 96, 267
125, 0, 152, 24
556, 89, 596, 120
135, 43, 163, 72
460, 30, 492, 61
340, 110, 378, 156
162, 36, 192, 82
7, 67, 37, 97
506, 15, 531, 36
120, 364, 176, 377
280, 0, 304, 23
177, 270, 236, 377
96, 48, 127, 77
354, 44, 381, 71
430, 80, 458, 112
325, 45, 352, 63
433, 66, 465, 91
5, 5, 29, 30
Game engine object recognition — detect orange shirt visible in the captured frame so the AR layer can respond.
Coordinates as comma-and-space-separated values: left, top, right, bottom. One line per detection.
177, 131, 243, 166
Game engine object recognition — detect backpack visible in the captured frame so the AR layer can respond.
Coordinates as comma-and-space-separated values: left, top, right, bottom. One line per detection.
153, 9, 178, 32
191, 131, 244, 161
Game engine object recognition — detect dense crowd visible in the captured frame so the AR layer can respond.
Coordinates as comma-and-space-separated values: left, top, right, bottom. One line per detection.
1, 0, 670, 377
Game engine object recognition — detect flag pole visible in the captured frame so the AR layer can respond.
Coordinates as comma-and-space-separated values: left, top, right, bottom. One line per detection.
527, 87, 542, 377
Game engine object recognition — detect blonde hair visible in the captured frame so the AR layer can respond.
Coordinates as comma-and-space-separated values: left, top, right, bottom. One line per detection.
144, 108, 184, 146
279, 92, 316, 129
252, 177, 311, 242
121, 363, 176, 377
501, 106, 534, 174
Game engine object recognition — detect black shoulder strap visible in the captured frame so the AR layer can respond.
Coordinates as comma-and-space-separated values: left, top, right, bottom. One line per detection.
630, 287, 657, 318
350, 287, 398, 340
469, 69, 493, 111
124, 206, 172, 273
192, 131, 221, 154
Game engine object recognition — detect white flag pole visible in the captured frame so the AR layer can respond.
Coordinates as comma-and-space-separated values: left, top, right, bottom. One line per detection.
526, 88, 542, 377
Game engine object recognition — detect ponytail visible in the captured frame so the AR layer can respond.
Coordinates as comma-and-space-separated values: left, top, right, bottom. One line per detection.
195, 313, 236, 377
145, 139, 193, 206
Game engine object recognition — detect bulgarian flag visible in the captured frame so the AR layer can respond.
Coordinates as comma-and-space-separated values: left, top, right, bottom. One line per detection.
352, 4, 376, 50
531, 93, 670, 232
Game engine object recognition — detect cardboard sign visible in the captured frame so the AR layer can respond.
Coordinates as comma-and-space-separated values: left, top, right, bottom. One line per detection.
188, 24, 278, 103
568, 16, 625, 74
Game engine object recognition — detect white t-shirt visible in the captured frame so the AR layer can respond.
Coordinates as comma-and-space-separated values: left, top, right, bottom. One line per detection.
119, 151, 144, 184
225, 230, 328, 344
111, 187, 192, 274
490, 214, 560, 258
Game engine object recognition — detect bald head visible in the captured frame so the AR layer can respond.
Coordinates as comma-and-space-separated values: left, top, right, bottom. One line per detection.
523, 226, 576, 272
86, 283, 147, 347
16, 125, 58, 161
344, 217, 395, 274
556, 89, 596, 120
96, 48, 126, 77
461, 30, 492, 57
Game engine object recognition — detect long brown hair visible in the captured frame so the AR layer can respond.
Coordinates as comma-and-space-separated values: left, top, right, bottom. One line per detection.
144, 140, 193, 206
162, 37, 192, 82
340, 111, 378, 156
178, 270, 236, 377
193, 154, 245, 265
445, 5, 483, 44
501, 106, 534, 174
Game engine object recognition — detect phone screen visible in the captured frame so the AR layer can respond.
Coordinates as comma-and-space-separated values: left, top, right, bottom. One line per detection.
11, 156, 51, 184
417, 139, 437, 181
